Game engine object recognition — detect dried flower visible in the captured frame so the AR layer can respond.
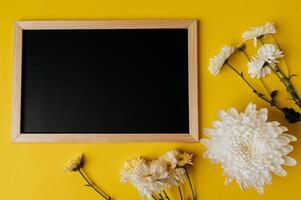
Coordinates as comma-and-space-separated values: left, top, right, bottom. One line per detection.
176, 152, 193, 167
120, 157, 146, 183
120, 157, 167, 199
159, 150, 193, 168
209, 45, 235, 75
201, 103, 297, 194
158, 150, 179, 169
242, 22, 276, 46
248, 44, 284, 79
120, 151, 191, 199
64, 154, 84, 172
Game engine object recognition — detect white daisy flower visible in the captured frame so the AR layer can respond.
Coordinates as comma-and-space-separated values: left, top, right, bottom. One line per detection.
201, 103, 297, 194
248, 44, 284, 79
242, 22, 276, 46
209, 45, 235, 75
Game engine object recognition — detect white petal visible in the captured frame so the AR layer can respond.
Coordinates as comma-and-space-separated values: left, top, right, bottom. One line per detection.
224, 177, 233, 185
283, 156, 297, 166
272, 167, 287, 176
282, 134, 297, 142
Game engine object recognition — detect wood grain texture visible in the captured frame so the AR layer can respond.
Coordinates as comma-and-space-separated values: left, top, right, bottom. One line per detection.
12, 20, 199, 143
12, 23, 23, 142
16, 20, 195, 30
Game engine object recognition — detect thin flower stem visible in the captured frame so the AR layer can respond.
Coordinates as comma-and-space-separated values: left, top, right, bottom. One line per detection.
226, 62, 264, 97
260, 79, 270, 95
271, 35, 290, 77
259, 38, 301, 108
267, 64, 301, 108
242, 50, 251, 61
239, 49, 271, 96
163, 190, 170, 200
78, 169, 110, 200
159, 193, 165, 200
225, 62, 301, 122
178, 186, 183, 200
184, 167, 195, 200
152, 194, 158, 200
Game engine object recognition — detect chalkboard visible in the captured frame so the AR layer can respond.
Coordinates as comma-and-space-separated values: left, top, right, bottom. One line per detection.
12, 20, 199, 143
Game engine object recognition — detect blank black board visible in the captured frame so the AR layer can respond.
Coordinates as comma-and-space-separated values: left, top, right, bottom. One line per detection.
21, 29, 189, 134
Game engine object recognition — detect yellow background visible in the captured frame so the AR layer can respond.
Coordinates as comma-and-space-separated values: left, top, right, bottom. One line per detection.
1, 0, 301, 199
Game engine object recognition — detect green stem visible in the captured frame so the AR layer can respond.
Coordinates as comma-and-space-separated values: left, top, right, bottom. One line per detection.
239, 49, 271, 96
152, 194, 158, 200
184, 167, 195, 200
260, 79, 270, 95
259, 38, 301, 108
159, 194, 165, 200
226, 62, 301, 122
267, 64, 301, 108
271, 35, 290, 77
178, 186, 183, 200
78, 169, 110, 200
241, 49, 251, 61
163, 190, 170, 200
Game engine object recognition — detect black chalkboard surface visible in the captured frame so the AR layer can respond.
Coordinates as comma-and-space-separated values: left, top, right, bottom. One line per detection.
12, 20, 198, 142
21, 29, 189, 133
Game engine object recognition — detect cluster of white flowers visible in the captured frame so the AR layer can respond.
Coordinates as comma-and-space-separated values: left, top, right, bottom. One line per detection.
208, 22, 283, 79
201, 103, 297, 194
120, 150, 193, 199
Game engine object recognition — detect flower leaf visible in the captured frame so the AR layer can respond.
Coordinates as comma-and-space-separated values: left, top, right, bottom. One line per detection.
270, 90, 278, 98
282, 107, 301, 123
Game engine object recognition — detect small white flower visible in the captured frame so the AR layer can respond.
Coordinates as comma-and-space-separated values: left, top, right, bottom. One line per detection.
242, 22, 276, 46
248, 44, 283, 79
201, 103, 297, 194
209, 45, 235, 75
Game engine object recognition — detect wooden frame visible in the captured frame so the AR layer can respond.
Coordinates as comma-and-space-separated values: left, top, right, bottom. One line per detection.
12, 20, 199, 143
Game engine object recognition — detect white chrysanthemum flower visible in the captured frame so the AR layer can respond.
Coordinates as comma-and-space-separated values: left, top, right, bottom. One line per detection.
159, 149, 194, 168
201, 103, 297, 194
242, 22, 276, 46
248, 44, 284, 79
120, 157, 166, 199
158, 150, 179, 169
120, 156, 185, 200
120, 157, 146, 183
209, 45, 235, 75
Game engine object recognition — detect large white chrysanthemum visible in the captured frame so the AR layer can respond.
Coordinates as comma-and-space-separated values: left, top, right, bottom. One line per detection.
248, 44, 284, 79
242, 22, 276, 46
209, 45, 235, 75
201, 103, 297, 194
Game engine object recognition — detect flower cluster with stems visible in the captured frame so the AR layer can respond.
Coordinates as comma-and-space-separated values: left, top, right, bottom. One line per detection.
209, 22, 301, 123
65, 154, 112, 200
120, 149, 195, 200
